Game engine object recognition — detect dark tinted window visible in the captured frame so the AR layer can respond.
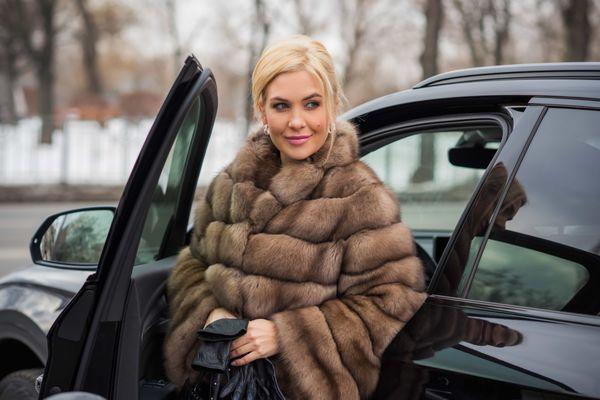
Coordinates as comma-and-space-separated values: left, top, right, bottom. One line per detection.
465, 107, 600, 314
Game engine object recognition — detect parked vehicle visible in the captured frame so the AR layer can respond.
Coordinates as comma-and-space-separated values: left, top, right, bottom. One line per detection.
1, 58, 599, 399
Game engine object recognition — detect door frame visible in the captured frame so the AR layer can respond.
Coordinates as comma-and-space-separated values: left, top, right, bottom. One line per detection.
40, 56, 218, 398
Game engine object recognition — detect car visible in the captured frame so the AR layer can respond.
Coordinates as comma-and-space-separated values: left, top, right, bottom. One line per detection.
0, 57, 599, 399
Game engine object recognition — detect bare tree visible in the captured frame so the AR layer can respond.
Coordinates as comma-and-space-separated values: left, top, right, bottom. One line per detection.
291, 0, 327, 36
561, 0, 592, 61
338, 0, 370, 89
453, 0, 486, 66
4, 0, 59, 143
244, 0, 270, 132
533, 0, 563, 62
164, 0, 183, 75
335, 0, 416, 105
453, 0, 512, 66
412, 0, 444, 184
490, 0, 511, 64
292, 0, 314, 35
0, 8, 23, 124
74, 0, 102, 94
420, 0, 444, 78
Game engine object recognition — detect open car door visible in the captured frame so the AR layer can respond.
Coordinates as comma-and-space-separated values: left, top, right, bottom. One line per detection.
40, 55, 218, 399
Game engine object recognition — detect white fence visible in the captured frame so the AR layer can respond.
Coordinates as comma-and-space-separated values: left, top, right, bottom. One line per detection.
0, 118, 482, 199
0, 117, 245, 186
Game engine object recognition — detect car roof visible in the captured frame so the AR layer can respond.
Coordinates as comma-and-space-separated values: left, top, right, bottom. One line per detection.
343, 62, 600, 132
413, 62, 600, 88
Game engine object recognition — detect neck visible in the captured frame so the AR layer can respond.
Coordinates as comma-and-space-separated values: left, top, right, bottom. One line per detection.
279, 152, 295, 166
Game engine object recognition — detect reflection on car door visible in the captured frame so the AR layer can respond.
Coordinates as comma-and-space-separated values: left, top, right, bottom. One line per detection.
375, 99, 600, 399
40, 56, 218, 399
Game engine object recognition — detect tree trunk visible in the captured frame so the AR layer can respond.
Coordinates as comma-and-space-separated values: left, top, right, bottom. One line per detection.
4, 0, 57, 142
412, 0, 443, 184
562, 0, 591, 61
0, 36, 19, 124
339, 0, 368, 90
454, 0, 484, 66
492, 0, 511, 65
75, 0, 102, 94
244, 0, 269, 134
420, 0, 443, 78
165, 0, 182, 75
38, 0, 56, 144
293, 0, 313, 35
412, 134, 435, 184
38, 62, 55, 144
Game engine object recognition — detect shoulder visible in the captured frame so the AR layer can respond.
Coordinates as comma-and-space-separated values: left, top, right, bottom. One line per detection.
314, 160, 382, 199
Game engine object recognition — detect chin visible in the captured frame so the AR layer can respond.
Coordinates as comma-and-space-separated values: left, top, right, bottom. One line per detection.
284, 146, 316, 161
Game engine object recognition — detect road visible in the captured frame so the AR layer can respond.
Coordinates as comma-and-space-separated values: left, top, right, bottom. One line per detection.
0, 202, 108, 278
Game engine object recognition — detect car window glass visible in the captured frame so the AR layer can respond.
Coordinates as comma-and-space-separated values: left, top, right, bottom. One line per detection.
134, 97, 203, 264
361, 124, 502, 260
464, 107, 600, 315
188, 123, 245, 226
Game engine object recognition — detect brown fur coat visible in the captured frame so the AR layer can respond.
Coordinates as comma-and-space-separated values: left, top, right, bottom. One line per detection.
164, 120, 427, 399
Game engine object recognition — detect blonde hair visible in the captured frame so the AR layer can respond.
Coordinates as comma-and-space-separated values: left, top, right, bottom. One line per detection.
252, 35, 345, 126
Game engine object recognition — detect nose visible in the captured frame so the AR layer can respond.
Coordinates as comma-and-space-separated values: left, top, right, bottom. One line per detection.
288, 110, 306, 130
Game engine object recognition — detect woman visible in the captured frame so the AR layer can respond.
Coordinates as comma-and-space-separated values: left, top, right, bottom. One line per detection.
164, 35, 427, 399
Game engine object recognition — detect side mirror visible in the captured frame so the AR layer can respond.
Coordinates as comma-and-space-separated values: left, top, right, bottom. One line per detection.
30, 207, 116, 267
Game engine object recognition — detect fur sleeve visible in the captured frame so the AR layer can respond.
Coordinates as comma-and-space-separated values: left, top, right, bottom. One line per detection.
163, 197, 220, 387
269, 184, 427, 399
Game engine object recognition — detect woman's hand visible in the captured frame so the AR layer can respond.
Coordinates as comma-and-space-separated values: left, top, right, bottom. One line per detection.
204, 307, 237, 327
229, 319, 279, 366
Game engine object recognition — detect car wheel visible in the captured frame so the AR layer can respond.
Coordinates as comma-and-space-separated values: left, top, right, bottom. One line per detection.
0, 368, 43, 400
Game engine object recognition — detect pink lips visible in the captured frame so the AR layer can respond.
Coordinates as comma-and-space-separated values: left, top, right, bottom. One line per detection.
285, 135, 311, 146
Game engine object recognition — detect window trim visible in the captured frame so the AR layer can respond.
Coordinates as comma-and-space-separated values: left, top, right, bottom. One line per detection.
528, 96, 600, 110
360, 113, 510, 156
427, 294, 600, 327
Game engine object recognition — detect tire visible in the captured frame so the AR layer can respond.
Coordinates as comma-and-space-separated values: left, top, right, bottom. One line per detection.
0, 368, 43, 400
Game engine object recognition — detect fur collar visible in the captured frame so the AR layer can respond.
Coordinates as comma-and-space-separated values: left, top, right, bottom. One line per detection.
226, 120, 360, 206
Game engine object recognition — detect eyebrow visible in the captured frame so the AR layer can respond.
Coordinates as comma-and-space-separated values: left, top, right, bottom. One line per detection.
270, 93, 322, 102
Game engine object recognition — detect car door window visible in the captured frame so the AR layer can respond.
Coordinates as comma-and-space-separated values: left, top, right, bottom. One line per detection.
361, 121, 503, 260
462, 107, 600, 315
135, 97, 204, 264
189, 122, 244, 225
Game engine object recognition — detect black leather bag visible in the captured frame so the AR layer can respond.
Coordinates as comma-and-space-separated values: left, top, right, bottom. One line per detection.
181, 318, 285, 400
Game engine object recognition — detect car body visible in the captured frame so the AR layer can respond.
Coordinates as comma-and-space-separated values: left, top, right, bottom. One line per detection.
0, 58, 599, 399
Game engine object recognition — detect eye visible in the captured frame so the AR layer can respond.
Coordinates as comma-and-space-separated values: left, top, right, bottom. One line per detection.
305, 101, 320, 110
272, 102, 288, 111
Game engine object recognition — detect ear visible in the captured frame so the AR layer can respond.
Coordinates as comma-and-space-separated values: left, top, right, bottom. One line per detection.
257, 103, 267, 125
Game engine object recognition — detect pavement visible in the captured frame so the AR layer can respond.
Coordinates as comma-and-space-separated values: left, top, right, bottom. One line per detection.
0, 202, 110, 278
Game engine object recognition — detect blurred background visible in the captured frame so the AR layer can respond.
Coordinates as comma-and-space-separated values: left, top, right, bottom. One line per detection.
0, 0, 599, 274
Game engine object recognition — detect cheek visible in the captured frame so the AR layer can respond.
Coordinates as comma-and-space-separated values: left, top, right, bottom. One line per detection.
265, 113, 286, 132
308, 113, 328, 132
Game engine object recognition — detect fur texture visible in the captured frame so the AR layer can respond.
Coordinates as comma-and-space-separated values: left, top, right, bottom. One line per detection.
164, 120, 427, 399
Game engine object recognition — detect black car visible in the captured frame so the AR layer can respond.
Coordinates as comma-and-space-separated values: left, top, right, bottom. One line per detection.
0, 58, 599, 399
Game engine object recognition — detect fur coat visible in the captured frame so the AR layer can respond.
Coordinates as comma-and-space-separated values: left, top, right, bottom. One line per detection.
164, 120, 427, 399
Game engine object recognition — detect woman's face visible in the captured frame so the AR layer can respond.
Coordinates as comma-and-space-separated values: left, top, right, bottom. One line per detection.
262, 70, 330, 162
